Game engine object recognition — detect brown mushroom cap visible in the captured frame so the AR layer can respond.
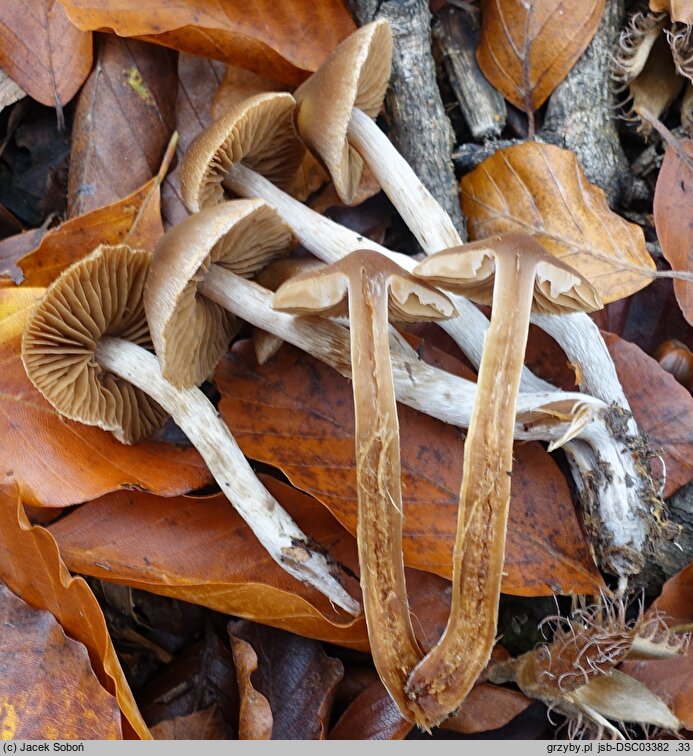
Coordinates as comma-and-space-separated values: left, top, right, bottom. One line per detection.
145, 199, 292, 388
414, 234, 602, 315
294, 20, 393, 204
181, 92, 305, 213
21, 244, 167, 444
273, 249, 455, 321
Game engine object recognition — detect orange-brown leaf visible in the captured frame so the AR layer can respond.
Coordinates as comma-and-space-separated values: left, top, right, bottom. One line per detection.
230, 635, 273, 740
476, 0, 604, 113
0, 1, 92, 111
461, 142, 654, 303
328, 681, 413, 740
60, 0, 356, 87
649, 0, 693, 24
0, 581, 122, 739
0, 286, 210, 506
650, 562, 693, 628
0, 486, 148, 737
19, 176, 164, 286
67, 35, 177, 217
217, 341, 602, 596
441, 683, 531, 734
654, 140, 693, 326
48, 476, 453, 651
150, 705, 228, 740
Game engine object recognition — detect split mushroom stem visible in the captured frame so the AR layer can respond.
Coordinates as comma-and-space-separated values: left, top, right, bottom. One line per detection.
404, 235, 601, 728
273, 251, 456, 718
22, 245, 359, 617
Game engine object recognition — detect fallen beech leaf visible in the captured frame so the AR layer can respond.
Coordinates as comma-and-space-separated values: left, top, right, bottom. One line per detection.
620, 564, 693, 728
649, 0, 693, 24
328, 680, 413, 740
161, 53, 226, 229
0, 286, 210, 506
0, 1, 91, 117
229, 634, 273, 740
441, 684, 531, 734
217, 341, 602, 596
0, 228, 43, 283
150, 705, 228, 740
18, 176, 164, 286
68, 35, 177, 217
229, 619, 343, 740
476, 0, 604, 116
461, 143, 654, 303
60, 0, 356, 87
603, 332, 693, 496
654, 140, 693, 326
0, 487, 149, 737
48, 477, 453, 650
0, 581, 122, 739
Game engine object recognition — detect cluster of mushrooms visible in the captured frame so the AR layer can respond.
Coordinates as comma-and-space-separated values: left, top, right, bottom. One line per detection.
21, 22, 604, 728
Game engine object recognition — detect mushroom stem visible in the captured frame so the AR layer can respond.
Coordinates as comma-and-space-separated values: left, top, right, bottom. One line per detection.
347, 107, 462, 252
346, 269, 422, 715
404, 250, 569, 727
92, 336, 360, 617
200, 269, 646, 578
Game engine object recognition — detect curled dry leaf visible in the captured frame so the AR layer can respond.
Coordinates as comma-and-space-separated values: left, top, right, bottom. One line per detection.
161, 53, 226, 228
229, 620, 343, 739
0, 581, 122, 739
68, 35, 177, 217
650, 0, 693, 25
48, 476, 454, 651
461, 142, 654, 303
0, 285, 210, 506
18, 175, 164, 286
230, 635, 273, 740
476, 0, 604, 117
0, 487, 149, 737
60, 0, 356, 87
654, 140, 693, 326
0, 1, 92, 118
217, 341, 602, 596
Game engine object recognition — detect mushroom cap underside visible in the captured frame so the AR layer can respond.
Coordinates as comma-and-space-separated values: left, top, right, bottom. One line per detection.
146, 199, 292, 388
181, 92, 305, 213
22, 244, 167, 444
294, 20, 393, 204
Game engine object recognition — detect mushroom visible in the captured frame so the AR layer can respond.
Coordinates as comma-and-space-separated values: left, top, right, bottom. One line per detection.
401, 234, 602, 728
273, 250, 456, 718
293, 20, 462, 252
21, 243, 359, 617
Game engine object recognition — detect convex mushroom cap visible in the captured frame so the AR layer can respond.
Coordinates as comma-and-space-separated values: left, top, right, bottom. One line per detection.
145, 199, 292, 387
274, 248, 454, 321
181, 92, 305, 213
22, 244, 166, 444
413, 234, 602, 314
294, 20, 392, 204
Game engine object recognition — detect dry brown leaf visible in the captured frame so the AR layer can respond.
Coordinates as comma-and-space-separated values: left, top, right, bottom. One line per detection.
476, 0, 604, 117
0, 581, 122, 739
441, 684, 531, 734
0, 285, 210, 506
0, 1, 92, 118
653, 139, 693, 326
161, 53, 226, 229
60, 0, 356, 87
217, 340, 602, 596
461, 142, 654, 303
68, 34, 177, 217
0, 486, 149, 738
649, 0, 693, 24
150, 705, 228, 740
328, 680, 413, 740
630, 34, 684, 131
0, 228, 43, 283
230, 635, 273, 740
18, 176, 163, 286
229, 620, 344, 740
48, 477, 454, 651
